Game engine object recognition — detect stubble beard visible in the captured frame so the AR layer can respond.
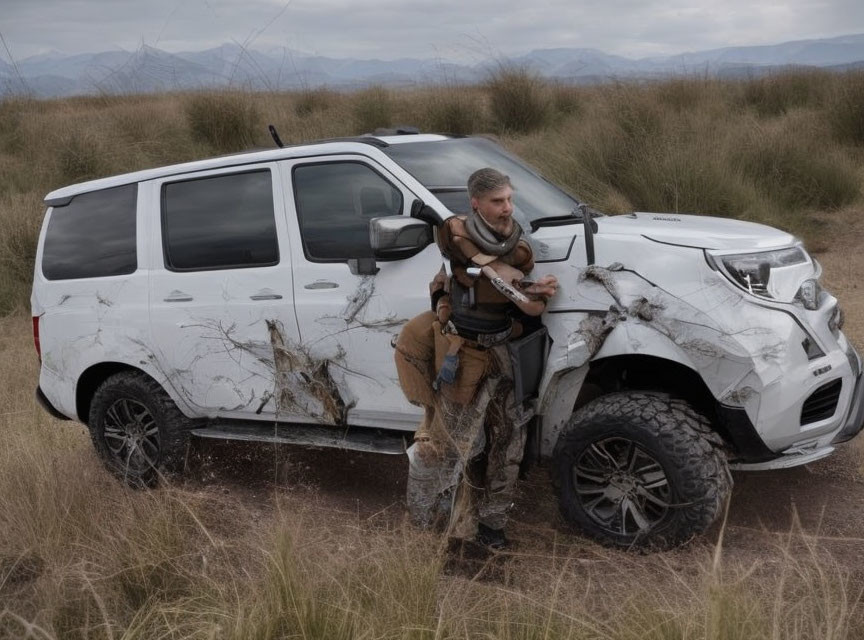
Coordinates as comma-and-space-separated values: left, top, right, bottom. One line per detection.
478, 208, 514, 237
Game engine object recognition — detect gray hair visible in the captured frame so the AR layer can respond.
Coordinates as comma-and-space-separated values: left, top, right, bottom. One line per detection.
467, 167, 512, 199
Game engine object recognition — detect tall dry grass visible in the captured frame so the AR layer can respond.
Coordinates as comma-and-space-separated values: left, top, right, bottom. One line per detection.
1, 311, 863, 638
3, 70, 864, 313
186, 92, 261, 152
2, 71, 864, 638
485, 65, 552, 134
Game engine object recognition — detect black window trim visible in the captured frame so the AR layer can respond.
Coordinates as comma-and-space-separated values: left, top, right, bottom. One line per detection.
160, 167, 281, 273
41, 183, 139, 281
291, 159, 406, 264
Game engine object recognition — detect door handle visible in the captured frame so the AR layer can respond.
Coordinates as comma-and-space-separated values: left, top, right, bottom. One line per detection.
164, 290, 193, 302
304, 281, 339, 290
250, 287, 282, 300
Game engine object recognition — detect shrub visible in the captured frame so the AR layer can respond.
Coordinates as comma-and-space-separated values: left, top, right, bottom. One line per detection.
603, 83, 665, 142
656, 75, 712, 112
486, 65, 550, 134
185, 92, 259, 152
294, 87, 336, 117
0, 98, 25, 154
351, 86, 392, 133
423, 87, 481, 134
507, 117, 635, 213
0, 193, 42, 314
621, 138, 765, 218
549, 82, 584, 117
740, 70, 831, 117
739, 120, 861, 211
829, 71, 864, 145
55, 127, 111, 183
109, 96, 198, 168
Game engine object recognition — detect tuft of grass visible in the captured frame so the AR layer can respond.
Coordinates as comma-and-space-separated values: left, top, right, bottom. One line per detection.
185, 92, 260, 152
620, 136, 765, 219
423, 86, 481, 135
740, 70, 831, 117
0, 192, 43, 315
55, 126, 112, 183
107, 95, 202, 170
738, 114, 861, 212
0, 98, 26, 154
549, 82, 585, 118
604, 83, 665, 142
294, 87, 337, 117
829, 72, 864, 146
352, 85, 393, 133
486, 65, 551, 134
656, 75, 721, 113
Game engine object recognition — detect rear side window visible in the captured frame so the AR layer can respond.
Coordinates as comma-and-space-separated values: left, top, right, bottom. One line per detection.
42, 184, 138, 280
162, 169, 278, 271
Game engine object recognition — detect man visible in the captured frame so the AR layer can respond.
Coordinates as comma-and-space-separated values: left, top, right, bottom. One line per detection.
394, 167, 558, 549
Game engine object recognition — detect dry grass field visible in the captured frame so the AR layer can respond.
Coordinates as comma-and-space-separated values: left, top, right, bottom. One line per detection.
2, 70, 864, 638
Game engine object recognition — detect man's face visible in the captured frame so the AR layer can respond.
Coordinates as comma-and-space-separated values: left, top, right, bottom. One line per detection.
471, 185, 514, 236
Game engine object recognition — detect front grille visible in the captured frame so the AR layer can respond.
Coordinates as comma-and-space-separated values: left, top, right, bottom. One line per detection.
801, 379, 842, 425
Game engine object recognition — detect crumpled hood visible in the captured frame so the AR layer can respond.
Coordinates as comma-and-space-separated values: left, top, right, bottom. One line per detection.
596, 212, 797, 251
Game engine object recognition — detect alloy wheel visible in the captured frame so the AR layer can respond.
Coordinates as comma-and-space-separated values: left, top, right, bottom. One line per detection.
103, 398, 160, 474
572, 437, 671, 536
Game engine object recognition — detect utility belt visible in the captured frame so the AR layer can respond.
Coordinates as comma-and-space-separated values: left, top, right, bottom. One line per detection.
444, 320, 512, 349
448, 279, 513, 344
439, 320, 550, 404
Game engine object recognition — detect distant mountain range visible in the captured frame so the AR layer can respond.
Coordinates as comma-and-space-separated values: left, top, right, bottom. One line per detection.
3, 33, 864, 97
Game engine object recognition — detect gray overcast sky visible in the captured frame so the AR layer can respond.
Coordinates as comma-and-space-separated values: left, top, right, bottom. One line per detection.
2, 0, 864, 61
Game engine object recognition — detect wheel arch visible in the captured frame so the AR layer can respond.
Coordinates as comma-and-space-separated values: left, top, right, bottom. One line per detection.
76, 362, 165, 423
581, 354, 716, 414
538, 353, 736, 459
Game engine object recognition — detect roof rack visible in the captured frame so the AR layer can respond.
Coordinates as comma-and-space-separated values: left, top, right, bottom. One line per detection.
371, 126, 420, 136
291, 135, 386, 148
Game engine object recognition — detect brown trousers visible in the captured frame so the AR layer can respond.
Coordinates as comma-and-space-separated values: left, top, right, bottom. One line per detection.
394, 311, 527, 537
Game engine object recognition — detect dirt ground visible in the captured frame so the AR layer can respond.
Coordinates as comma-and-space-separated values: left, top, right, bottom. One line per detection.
150, 206, 864, 593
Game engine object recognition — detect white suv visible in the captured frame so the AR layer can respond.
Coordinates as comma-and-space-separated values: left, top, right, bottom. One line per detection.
32, 133, 864, 549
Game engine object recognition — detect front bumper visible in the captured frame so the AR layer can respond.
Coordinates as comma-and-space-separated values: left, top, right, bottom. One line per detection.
831, 351, 864, 444
730, 444, 834, 471
732, 344, 863, 471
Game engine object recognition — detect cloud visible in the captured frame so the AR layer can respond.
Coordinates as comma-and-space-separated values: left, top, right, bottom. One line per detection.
2, 0, 863, 61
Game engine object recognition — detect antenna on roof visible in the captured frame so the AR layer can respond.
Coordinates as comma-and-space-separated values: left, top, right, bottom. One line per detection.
268, 124, 284, 148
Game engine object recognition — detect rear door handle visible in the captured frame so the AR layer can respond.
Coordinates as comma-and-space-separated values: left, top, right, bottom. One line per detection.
304, 281, 339, 290
164, 290, 193, 302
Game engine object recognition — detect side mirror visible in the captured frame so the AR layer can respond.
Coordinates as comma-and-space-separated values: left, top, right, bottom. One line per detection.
370, 216, 433, 261
410, 198, 443, 225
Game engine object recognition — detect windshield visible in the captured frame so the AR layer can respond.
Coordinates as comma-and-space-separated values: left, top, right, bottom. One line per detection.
383, 137, 583, 229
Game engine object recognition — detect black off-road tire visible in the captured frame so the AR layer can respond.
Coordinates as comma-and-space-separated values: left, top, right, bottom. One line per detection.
553, 392, 731, 550
88, 371, 197, 487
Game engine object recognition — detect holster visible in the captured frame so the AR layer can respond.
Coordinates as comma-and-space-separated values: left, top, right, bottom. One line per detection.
506, 327, 550, 404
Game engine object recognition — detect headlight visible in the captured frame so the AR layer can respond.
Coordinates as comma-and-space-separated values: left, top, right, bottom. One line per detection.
718, 247, 808, 299
796, 279, 823, 310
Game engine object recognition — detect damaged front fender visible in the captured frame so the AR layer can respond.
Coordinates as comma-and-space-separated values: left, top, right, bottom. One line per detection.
537, 262, 798, 455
